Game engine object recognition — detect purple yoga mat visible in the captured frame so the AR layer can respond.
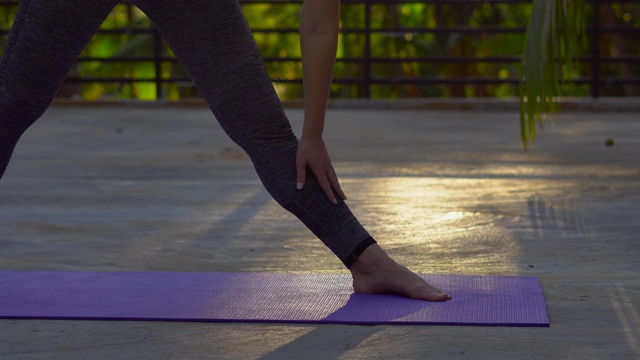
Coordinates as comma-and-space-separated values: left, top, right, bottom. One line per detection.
0, 271, 549, 326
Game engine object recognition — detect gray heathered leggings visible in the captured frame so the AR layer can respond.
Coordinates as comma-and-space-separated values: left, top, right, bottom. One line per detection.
0, 0, 375, 267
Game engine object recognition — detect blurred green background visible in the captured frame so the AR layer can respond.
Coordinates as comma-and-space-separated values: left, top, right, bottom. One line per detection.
0, 0, 638, 101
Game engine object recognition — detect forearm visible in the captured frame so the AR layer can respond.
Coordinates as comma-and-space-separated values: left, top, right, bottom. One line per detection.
299, 0, 340, 140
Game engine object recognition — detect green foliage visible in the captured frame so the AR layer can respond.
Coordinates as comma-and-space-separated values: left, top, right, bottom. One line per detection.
337, 2, 532, 99
519, 0, 587, 147
79, 5, 160, 100
0, 4, 19, 52
1, 0, 637, 120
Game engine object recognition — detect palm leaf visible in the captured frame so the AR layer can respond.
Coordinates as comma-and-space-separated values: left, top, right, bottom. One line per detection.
520, 0, 587, 147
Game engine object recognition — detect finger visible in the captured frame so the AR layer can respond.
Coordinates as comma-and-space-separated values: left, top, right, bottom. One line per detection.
316, 173, 337, 204
329, 168, 347, 200
296, 161, 306, 190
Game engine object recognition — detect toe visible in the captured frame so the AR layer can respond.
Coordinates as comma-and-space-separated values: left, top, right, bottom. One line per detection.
426, 286, 452, 301
408, 285, 451, 302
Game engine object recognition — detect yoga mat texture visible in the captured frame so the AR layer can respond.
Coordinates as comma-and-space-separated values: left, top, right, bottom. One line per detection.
0, 271, 549, 326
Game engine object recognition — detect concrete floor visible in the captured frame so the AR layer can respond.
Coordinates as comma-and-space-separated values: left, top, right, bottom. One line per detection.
1, 105, 638, 359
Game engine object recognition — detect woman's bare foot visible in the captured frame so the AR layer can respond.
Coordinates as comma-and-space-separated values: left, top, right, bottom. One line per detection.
350, 244, 452, 302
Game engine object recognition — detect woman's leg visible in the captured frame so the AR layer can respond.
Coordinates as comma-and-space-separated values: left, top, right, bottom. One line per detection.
0, 0, 119, 178
130, 0, 375, 267
134, 0, 450, 299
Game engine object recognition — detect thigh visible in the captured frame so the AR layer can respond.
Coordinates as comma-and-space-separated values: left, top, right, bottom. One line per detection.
131, 0, 296, 151
0, 0, 118, 105
0, 0, 118, 179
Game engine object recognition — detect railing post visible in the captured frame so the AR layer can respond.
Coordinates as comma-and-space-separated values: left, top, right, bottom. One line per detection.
363, 0, 371, 98
591, 0, 601, 99
154, 25, 163, 100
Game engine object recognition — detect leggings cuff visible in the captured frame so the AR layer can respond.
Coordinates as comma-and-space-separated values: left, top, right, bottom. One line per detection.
342, 236, 377, 269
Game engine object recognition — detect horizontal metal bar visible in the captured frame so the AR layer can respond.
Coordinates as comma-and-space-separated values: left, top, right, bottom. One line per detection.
238, 0, 637, 4
75, 56, 522, 63
74, 55, 640, 64
343, 78, 521, 84
251, 27, 529, 33
0, 0, 637, 6
1, 25, 638, 37
342, 56, 521, 63
64, 77, 640, 85
1, 0, 633, 5
259, 26, 640, 34
76, 57, 180, 62
241, 0, 532, 3
266, 56, 523, 63
63, 78, 191, 83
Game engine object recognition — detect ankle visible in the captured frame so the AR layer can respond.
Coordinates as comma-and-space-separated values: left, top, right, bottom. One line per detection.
349, 244, 392, 274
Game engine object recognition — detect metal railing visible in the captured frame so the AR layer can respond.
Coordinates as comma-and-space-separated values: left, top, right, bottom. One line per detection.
0, 0, 638, 100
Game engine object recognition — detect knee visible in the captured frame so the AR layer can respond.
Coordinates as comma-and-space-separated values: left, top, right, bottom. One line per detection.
249, 142, 299, 200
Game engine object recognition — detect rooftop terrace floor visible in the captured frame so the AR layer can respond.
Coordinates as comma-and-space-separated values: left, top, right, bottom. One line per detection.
1, 105, 639, 359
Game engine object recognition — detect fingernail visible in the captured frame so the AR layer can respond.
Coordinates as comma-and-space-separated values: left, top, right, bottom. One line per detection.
297, 183, 302, 190
333, 198, 338, 204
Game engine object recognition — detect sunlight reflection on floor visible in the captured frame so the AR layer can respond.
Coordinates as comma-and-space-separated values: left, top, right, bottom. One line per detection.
332, 176, 527, 274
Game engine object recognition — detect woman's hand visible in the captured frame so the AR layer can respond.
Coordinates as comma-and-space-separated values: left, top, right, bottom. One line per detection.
296, 136, 347, 204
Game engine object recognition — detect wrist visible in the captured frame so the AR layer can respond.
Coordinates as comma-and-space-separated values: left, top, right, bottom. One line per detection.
301, 120, 324, 140
300, 131, 324, 141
